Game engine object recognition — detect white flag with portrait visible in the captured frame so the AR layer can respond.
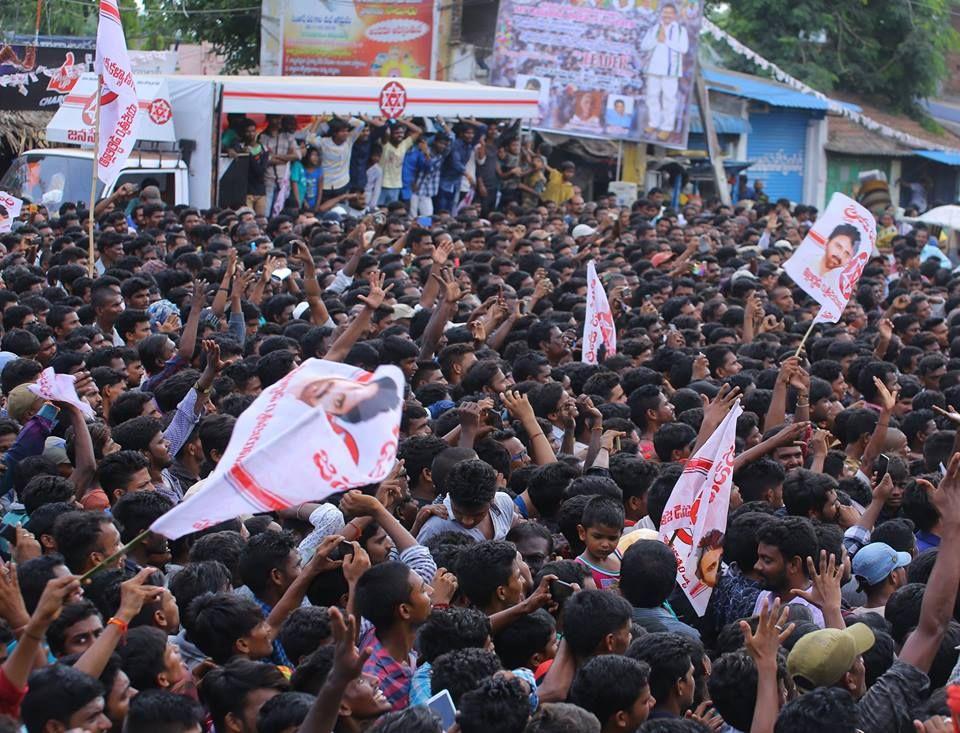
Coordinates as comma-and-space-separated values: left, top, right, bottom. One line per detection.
782, 193, 876, 324
582, 260, 616, 364
151, 359, 404, 539
659, 400, 742, 616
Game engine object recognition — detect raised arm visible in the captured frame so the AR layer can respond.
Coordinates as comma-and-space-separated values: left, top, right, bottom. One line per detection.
326, 271, 393, 363
898, 456, 960, 672
178, 280, 207, 363
291, 241, 330, 326
62, 402, 96, 499
211, 250, 238, 319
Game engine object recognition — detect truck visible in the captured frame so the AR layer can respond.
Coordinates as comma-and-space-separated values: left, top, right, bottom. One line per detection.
0, 73, 539, 211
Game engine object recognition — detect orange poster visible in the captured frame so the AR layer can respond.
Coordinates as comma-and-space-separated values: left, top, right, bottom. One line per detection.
276, 0, 436, 78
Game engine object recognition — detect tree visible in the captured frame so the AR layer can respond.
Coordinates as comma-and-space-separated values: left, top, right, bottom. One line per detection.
138, 0, 260, 73
707, 0, 960, 115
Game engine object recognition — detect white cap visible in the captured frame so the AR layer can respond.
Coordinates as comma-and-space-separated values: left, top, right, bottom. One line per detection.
571, 224, 597, 238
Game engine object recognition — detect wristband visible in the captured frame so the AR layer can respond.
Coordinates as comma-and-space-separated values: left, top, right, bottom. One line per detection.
107, 617, 129, 638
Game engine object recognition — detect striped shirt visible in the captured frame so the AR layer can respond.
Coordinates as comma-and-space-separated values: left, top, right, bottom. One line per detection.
310, 120, 365, 190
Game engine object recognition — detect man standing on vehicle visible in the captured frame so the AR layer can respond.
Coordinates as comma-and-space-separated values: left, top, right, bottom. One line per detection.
259, 115, 300, 215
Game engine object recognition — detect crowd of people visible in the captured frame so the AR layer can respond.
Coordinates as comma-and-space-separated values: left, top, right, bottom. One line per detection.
0, 113, 957, 733
220, 113, 577, 219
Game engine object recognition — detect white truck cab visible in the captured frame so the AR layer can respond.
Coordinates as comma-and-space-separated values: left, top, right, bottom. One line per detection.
0, 147, 190, 211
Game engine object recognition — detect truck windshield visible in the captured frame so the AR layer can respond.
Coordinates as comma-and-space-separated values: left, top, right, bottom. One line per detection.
0, 154, 105, 208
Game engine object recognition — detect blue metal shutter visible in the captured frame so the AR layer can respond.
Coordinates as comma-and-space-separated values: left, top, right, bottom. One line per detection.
746, 108, 809, 202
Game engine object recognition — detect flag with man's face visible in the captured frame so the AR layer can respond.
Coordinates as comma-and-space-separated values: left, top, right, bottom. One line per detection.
582, 261, 616, 364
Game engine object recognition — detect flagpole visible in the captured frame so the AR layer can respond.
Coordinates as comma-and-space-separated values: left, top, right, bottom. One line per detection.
79, 528, 150, 582
793, 319, 817, 359
87, 78, 101, 279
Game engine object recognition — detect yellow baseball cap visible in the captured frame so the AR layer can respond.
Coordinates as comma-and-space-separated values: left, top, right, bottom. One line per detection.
787, 623, 875, 690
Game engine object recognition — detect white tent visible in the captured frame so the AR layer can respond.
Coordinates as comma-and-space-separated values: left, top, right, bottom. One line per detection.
207, 75, 541, 119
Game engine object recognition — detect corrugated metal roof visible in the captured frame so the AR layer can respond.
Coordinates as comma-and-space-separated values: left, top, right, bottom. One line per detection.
914, 150, 960, 166
688, 105, 752, 135
703, 66, 830, 111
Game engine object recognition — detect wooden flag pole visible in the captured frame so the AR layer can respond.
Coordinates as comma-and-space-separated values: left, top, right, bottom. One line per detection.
87, 78, 101, 279
78, 528, 151, 583
793, 319, 817, 359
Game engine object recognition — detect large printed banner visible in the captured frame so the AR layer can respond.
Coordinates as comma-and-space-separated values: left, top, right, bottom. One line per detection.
0, 41, 94, 111
782, 192, 876, 323
490, 0, 702, 146
260, 0, 436, 78
152, 359, 404, 539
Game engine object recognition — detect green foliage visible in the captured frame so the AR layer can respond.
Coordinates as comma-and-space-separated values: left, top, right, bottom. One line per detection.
139, 0, 260, 73
707, 0, 960, 114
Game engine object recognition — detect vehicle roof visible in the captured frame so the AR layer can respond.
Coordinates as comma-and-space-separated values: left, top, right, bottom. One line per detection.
20, 148, 185, 168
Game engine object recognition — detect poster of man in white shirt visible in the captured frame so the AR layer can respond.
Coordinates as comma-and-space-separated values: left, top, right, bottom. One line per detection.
640, 2, 690, 141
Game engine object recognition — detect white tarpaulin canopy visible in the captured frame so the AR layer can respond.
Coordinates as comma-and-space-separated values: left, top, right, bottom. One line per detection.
905, 205, 960, 231
206, 75, 541, 119
46, 73, 176, 146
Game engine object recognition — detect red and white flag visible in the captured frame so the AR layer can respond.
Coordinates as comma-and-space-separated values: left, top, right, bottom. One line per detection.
782, 192, 876, 324
659, 399, 742, 616
95, 0, 139, 184
0, 192, 23, 234
582, 261, 616, 364
151, 359, 405, 539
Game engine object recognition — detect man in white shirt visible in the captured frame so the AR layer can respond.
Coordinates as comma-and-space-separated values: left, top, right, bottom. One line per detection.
308, 116, 366, 199
640, 3, 689, 140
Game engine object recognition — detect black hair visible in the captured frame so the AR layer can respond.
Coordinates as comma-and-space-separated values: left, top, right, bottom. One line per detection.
22, 474, 75, 515
733, 457, 785, 503
168, 560, 232, 619
579, 495, 625, 530
184, 592, 264, 664
278, 606, 332, 664
118, 625, 169, 691
52, 511, 116, 573
238, 529, 298, 598
561, 590, 632, 657
188, 531, 245, 586
46, 600, 102, 657
96, 449, 150, 499
492, 608, 556, 670
198, 659, 290, 733
653, 422, 697, 462
783, 468, 838, 518
884, 583, 925, 645
417, 607, 492, 665
124, 689, 205, 733
620, 539, 677, 608
17, 553, 69, 614
430, 647, 502, 705
625, 632, 693, 706
22, 663, 105, 733
773, 687, 858, 733
527, 462, 578, 518
457, 540, 521, 611
112, 490, 174, 543
354, 561, 414, 631
257, 691, 314, 733
755, 516, 818, 573
369, 707, 443, 733
458, 676, 530, 733
570, 654, 651, 728
525, 703, 601, 733
446, 459, 498, 509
